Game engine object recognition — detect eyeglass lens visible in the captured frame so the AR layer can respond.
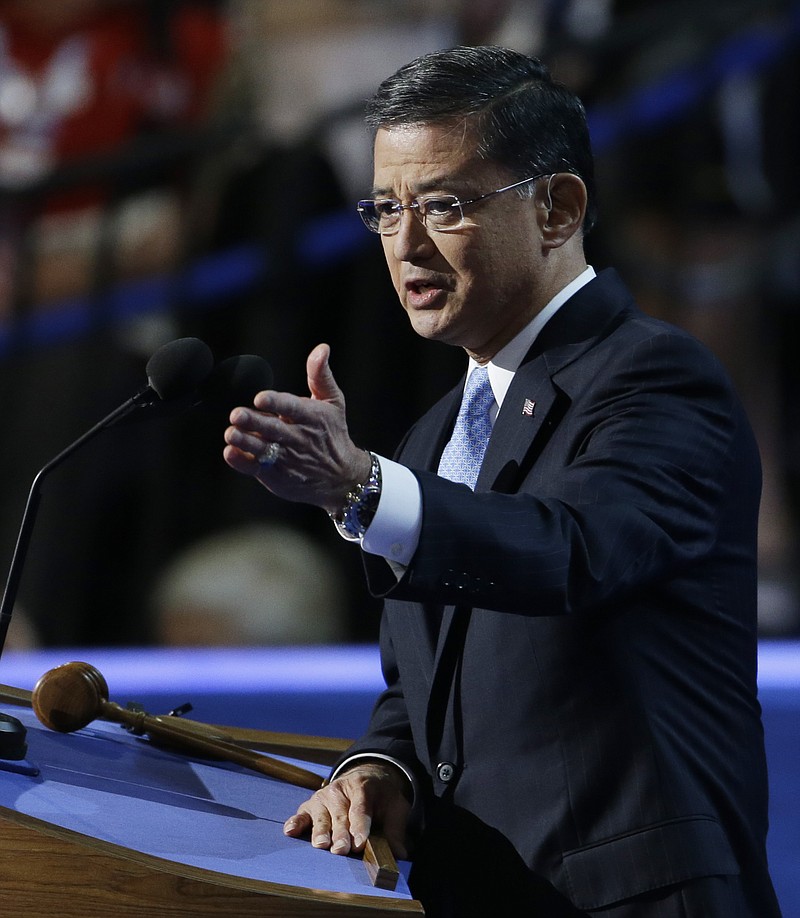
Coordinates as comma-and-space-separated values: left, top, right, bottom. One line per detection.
358, 196, 463, 234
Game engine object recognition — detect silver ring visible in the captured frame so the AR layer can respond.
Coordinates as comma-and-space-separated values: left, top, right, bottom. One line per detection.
257, 441, 281, 467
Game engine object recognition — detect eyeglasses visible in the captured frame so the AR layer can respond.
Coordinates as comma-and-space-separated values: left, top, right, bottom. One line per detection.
357, 174, 548, 235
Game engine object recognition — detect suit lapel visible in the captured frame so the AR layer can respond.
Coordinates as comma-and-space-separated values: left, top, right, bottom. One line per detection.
478, 269, 634, 493
477, 355, 559, 492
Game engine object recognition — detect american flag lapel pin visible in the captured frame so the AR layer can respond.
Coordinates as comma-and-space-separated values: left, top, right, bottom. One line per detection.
522, 398, 536, 417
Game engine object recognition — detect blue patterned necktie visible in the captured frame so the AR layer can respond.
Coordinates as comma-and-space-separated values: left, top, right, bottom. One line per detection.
437, 366, 494, 490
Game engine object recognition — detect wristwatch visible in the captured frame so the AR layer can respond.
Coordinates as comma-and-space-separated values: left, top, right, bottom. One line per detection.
329, 451, 382, 542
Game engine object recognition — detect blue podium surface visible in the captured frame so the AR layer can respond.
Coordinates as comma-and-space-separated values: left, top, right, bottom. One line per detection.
0, 646, 422, 917
1, 642, 797, 916
0, 703, 419, 916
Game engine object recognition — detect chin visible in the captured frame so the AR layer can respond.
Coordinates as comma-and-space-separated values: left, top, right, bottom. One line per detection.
410, 318, 449, 343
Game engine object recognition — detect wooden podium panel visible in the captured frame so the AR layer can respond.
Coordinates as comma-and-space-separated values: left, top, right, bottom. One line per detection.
0, 705, 424, 917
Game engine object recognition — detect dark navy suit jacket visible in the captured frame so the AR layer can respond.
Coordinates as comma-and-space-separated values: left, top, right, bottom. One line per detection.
350, 270, 780, 915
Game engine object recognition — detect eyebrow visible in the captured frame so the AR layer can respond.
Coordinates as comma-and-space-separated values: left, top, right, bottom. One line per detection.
370, 176, 472, 198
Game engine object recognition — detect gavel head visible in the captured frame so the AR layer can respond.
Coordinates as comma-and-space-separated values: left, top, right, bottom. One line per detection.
32, 661, 110, 733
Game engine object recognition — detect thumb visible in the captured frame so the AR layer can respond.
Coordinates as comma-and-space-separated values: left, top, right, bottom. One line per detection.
307, 343, 343, 405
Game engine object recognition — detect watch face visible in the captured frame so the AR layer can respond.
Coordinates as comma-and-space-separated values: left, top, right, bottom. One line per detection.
355, 487, 380, 528
330, 453, 381, 541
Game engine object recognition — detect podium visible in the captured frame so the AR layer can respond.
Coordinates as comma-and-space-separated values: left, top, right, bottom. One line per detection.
0, 702, 424, 916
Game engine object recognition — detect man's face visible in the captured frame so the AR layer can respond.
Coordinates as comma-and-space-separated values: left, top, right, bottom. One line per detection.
372, 121, 546, 361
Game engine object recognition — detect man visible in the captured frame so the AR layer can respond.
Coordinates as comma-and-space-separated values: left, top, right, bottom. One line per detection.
224, 46, 780, 917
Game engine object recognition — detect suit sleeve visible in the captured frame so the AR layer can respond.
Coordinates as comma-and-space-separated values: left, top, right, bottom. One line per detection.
331, 608, 427, 789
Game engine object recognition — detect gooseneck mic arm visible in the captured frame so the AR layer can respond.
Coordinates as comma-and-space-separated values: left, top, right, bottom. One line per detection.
0, 337, 215, 659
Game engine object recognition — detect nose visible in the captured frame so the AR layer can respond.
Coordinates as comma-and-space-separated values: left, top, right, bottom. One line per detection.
390, 208, 434, 261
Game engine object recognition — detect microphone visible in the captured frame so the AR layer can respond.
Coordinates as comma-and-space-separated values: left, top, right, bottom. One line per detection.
118, 352, 274, 426
0, 336, 214, 659
113, 335, 216, 420
194, 353, 274, 418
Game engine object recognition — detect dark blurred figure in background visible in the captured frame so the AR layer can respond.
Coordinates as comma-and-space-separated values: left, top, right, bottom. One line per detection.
151, 522, 348, 646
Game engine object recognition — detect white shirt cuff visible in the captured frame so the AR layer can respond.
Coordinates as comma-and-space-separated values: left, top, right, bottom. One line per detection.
361, 456, 422, 566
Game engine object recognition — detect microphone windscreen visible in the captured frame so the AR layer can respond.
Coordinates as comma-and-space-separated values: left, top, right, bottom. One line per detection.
198, 354, 274, 415
146, 337, 214, 401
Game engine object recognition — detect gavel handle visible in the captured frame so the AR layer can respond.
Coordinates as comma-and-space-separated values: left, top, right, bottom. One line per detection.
6, 663, 323, 790
364, 834, 400, 891
0, 684, 32, 707
204, 722, 351, 766
103, 701, 324, 791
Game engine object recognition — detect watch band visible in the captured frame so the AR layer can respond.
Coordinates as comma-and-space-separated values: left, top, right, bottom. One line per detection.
329, 451, 382, 542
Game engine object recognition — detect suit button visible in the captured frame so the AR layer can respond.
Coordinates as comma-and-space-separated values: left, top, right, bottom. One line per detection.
436, 761, 455, 783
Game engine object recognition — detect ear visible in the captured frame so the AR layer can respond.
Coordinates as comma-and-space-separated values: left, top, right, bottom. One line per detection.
539, 173, 587, 249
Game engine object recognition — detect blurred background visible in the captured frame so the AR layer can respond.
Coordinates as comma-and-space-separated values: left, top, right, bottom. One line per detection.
0, 0, 798, 651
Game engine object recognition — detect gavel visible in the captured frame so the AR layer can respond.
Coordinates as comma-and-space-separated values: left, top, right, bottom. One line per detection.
30, 660, 399, 889
31, 660, 324, 790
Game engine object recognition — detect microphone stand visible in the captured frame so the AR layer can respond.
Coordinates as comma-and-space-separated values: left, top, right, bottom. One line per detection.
0, 335, 214, 661
0, 390, 155, 660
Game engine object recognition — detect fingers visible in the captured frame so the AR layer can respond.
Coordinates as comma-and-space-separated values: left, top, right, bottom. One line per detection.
224, 413, 273, 456
222, 441, 259, 476
283, 785, 364, 857
223, 405, 293, 468
221, 417, 273, 477
283, 811, 311, 839
332, 805, 364, 854
282, 764, 409, 859
346, 797, 373, 853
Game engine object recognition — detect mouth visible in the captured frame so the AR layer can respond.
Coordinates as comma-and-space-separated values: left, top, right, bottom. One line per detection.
404, 278, 449, 308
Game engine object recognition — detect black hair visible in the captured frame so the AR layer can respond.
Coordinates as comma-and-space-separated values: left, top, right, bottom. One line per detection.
365, 46, 597, 233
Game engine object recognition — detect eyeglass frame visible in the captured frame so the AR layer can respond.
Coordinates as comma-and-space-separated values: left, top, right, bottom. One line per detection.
356, 173, 551, 235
